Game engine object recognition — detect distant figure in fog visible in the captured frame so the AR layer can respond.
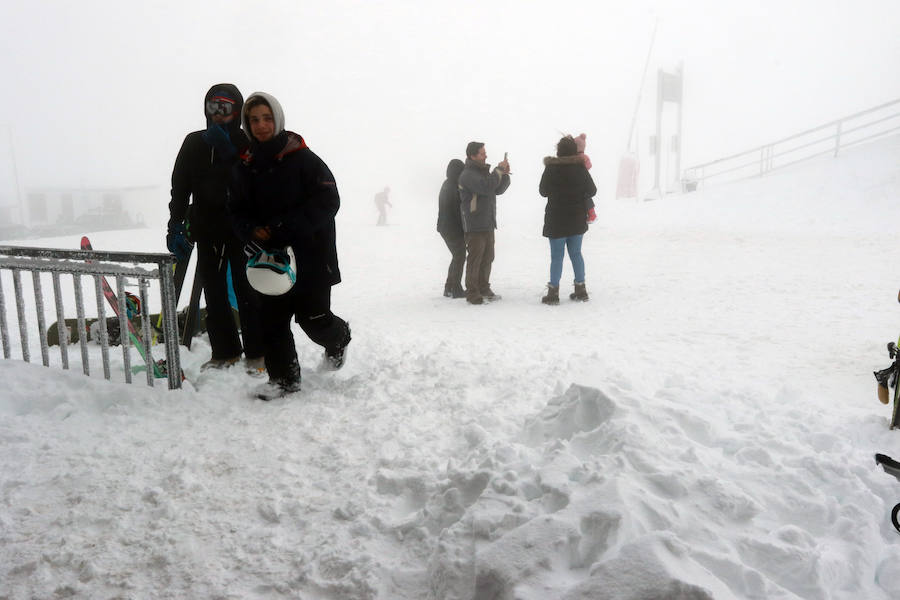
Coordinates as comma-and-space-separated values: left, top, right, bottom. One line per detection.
437, 159, 466, 298
374, 186, 392, 226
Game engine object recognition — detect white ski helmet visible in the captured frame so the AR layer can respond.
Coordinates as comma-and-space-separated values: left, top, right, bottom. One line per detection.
246, 246, 297, 296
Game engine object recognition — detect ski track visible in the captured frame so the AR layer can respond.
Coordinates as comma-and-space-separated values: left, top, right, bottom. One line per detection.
3, 138, 900, 598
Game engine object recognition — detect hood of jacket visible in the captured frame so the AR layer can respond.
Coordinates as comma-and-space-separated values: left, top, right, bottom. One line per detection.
446, 158, 464, 181
543, 155, 585, 167
242, 91, 287, 141
205, 83, 243, 131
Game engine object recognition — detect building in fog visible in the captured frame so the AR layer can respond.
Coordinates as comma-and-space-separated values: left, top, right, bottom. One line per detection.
0, 185, 159, 239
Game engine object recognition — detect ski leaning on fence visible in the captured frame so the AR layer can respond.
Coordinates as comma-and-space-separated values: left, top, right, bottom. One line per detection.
80, 236, 167, 379
153, 245, 193, 343
181, 261, 204, 350
151, 245, 207, 351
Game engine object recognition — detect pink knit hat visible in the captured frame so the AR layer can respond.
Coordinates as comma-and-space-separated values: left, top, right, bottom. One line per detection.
574, 133, 587, 153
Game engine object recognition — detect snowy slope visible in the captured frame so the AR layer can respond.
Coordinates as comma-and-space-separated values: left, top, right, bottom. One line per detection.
2, 135, 900, 599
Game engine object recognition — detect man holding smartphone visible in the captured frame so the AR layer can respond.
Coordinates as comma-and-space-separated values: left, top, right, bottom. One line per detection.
458, 141, 512, 305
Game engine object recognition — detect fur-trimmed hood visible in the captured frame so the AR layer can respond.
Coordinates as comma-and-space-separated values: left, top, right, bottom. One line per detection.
543, 155, 586, 167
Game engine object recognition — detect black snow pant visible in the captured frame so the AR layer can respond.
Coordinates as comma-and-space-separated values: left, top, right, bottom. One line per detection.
440, 231, 466, 290
195, 237, 264, 361
258, 283, 350, 384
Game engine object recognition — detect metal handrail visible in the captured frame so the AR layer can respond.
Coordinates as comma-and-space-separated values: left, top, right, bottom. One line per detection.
0, 245, 181, 390
683, 98, 900, 188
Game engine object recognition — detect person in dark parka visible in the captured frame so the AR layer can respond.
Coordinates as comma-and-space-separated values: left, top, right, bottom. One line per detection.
229, 91, 351, 400
538, 135, 597, 304
436, 158, 466, 298
167, 83, 264, 373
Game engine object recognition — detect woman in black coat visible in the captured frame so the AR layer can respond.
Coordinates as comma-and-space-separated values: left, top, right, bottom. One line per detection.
538, 135, 597, 304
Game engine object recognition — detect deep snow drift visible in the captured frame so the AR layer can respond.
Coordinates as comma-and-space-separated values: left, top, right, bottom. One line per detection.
2, 136, 900, 599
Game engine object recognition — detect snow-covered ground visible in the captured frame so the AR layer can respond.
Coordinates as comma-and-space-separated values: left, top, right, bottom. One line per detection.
2, 136, 900, 599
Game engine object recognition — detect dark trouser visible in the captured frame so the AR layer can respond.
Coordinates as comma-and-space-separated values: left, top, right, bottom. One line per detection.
196, 239, 264, 360
258, 283, 350, 384
440, 232, 466, 289
464, 230, 495, 300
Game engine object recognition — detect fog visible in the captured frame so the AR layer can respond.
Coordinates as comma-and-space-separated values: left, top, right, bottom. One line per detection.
1, 0, 898, 228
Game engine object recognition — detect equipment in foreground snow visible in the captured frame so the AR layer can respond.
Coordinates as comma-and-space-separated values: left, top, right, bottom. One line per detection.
873, 288, 900, 429
875, 454, 900, 533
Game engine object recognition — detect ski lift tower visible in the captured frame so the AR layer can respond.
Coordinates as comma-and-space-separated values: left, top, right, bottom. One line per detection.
649, 63, 684, 197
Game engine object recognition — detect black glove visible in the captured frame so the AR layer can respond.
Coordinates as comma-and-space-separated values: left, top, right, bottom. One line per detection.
166, 221, 193, 261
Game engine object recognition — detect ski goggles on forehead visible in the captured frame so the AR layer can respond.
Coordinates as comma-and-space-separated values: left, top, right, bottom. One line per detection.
205, 96, 235, 117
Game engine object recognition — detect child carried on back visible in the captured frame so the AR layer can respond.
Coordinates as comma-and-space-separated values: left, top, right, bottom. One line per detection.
573, 133, 597, 224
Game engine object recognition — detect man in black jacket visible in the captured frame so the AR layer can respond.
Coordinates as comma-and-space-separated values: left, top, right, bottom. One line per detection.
230, 91, 351, 400
167, 83, 264, 373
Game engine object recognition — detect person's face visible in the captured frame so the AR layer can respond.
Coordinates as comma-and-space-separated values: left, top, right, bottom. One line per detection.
248, 105, 275, 142
472, 146, 487, 163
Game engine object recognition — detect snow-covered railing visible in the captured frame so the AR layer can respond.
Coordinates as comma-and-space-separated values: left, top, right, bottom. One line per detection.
683, 97, 900, 189
0, 245, 182, 390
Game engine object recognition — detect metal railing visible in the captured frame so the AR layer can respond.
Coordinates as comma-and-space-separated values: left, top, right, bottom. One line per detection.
682, 98, 900, 189
0, 245, 182, 389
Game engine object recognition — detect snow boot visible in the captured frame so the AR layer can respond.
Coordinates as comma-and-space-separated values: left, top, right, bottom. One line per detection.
482, 287, 501, 301
569, 282, 589, 302
201, 356, 240, 371
324, 321, 352, 370
542, 284, 560, 305
254, 377, 301, 401
466, 288, 484, 304
444, 283, 465, 298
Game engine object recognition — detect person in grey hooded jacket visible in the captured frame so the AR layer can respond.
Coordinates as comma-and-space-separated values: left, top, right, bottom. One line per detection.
458, 141, 511, 304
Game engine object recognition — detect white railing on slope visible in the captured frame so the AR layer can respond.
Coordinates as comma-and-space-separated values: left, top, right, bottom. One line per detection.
682, 98, 900, 190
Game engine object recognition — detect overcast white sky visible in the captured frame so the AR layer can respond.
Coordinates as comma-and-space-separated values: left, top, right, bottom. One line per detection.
1, 0, 898, 219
